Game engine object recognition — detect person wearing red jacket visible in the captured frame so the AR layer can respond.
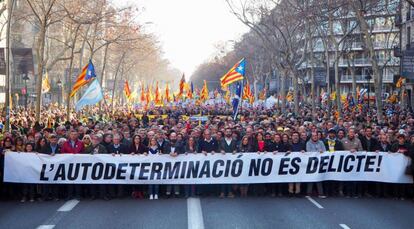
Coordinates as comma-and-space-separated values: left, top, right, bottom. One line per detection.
61, 130, 84, 200
61, 130, 84, 154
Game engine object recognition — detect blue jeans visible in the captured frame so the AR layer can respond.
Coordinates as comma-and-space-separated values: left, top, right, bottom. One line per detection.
148, 185, 159, 195
185, 185, 196, 197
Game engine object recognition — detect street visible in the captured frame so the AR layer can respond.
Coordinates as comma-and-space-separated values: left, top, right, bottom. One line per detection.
0, 196, 413, 229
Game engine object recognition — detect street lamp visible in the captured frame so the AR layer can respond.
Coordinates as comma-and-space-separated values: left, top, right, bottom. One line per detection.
22, 74, 30, 109
57, 79, 62, 106
365, 74, 372, 112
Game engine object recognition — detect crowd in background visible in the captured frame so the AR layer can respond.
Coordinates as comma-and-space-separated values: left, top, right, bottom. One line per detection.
0, 104, 413, 202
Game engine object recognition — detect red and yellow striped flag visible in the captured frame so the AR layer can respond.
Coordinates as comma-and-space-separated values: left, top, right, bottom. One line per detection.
243, 80, 254, 104
396, 77, 404, 88
165, 84, 171, 102
200, 80, 208, 101
178, 74, 185, 98
124, 81, 131, 100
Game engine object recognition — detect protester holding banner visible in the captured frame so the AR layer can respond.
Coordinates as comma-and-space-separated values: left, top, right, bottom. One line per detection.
90, 134, 110, 200
129, 134, 148, 199
391, 133, 413, 199
323, 129, 344, 196
42, 134, 61, 201
289, 132, 306, 197
164, 132, 184, 198
148, 138, 161, 200
20, 143, 36, 203
306, 132, 327, 198
218, 128, 238, 198
1, 103, 414, 202
341, 128, 363, 197
184, 137, 198, 197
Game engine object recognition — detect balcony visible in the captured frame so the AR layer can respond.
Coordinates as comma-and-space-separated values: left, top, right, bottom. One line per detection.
338, 57, 399, 66
340, 74, 394, 83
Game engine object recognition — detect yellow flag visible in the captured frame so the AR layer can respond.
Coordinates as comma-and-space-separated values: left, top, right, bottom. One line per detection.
396, 77, 404, 88
286, 91, 293, 102
330, 91, 336, 101
41, 72, 51, 94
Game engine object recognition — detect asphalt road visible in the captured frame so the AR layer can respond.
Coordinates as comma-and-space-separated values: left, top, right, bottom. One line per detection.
0, 196, 413, 229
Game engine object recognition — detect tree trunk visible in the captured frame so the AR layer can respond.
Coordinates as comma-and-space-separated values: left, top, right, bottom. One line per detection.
66, 26, 80, 121
99, 43, 109, 110
326, 50, 331, 115
353, 5, 383, 123
310, 53, 316, 120
4, 0, 14, 131
281, 70, 286, 113
111, 52, 126, 112
292, 70, 299, 114
35, 22, 47, 122
334, 49, 342, 117
351, 66, 357, 99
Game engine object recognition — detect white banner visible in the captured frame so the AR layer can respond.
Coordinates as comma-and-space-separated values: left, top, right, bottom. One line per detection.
3, 151, 413, 184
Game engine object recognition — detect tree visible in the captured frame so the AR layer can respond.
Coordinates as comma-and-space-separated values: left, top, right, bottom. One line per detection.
25, 0, 61, 122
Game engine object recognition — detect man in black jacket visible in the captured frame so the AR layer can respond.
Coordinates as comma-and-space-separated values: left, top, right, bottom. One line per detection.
107, 134, 129, 155
323, 129, 344, 196
359, 126, 380, 197
198, 130, 218, 154
218, 128, 238, 198
359, 127, 380, 152
164, 132, 185, 197
156, 132, 169, 154
89, 134, 109, 200
42, 134, 61, 200
107, 134, 128, 198
197, 129, 218, 196
324, 129, 344, 152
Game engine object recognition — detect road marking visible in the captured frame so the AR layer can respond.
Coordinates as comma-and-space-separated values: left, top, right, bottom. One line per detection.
36, 225, 55, 229
57, 199, 80, 212
305, 196, 324, 209
339, 224, 351, 229
187, 197, 205, 229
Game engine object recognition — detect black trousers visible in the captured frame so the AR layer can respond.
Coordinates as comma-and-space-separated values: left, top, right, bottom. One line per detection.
42, 184, 59, 199
66, 184, 81, 199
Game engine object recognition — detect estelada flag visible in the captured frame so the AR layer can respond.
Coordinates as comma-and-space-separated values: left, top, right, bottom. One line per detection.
220, 58, 245, 88
70, 59, 96, 97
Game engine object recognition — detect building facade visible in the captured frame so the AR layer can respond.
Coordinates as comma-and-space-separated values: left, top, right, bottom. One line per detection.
398, 0, 414, 107
301, 0, 400, 99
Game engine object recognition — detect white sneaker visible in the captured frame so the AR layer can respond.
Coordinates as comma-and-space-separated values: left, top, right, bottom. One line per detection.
154, 194, 158, 200
149, 194, 154, 200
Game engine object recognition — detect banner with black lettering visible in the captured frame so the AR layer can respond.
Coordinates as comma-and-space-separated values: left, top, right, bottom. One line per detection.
3, 151, 413, 184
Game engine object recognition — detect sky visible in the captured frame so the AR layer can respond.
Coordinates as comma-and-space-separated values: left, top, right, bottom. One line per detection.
127, 0, 249, 78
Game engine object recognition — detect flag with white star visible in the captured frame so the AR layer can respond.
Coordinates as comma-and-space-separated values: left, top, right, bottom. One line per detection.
220, 58, 246, 88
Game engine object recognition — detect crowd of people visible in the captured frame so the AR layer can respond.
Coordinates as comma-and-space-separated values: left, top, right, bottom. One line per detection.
0, 103, 413, 202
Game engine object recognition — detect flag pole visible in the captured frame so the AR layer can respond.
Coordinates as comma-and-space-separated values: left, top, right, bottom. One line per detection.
240, 79, 244, 119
